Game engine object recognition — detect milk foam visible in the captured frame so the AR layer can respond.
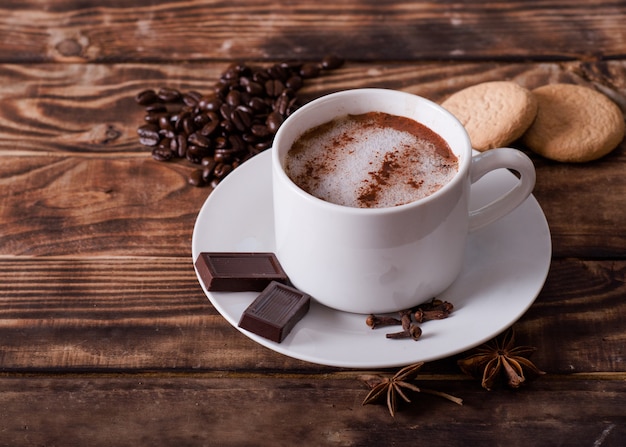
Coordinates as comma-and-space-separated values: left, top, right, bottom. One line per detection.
285, 113, 458, 208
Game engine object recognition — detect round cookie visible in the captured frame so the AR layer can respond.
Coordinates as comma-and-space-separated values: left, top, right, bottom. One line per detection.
441, 81, 537, 151
522, 83, 625, 162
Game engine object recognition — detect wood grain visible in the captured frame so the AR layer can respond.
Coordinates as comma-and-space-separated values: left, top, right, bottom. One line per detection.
0, 375, 623, 447
0, 61, 624, 257
2, 151, 623, 258
0, 156, 209, 257
1, 60, 625, 155
1, 1, 626, 444
1, 258, 624, 373
1, 1, 626, 63
1, 60, 624, 150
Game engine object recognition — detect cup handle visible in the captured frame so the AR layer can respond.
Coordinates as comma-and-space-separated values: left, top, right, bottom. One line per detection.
468, 148, 536, 232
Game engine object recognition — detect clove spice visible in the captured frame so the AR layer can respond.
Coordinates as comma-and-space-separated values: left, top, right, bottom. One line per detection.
367, 298, 454, 341
365, 314, 401, 329
385, 310, 422, 340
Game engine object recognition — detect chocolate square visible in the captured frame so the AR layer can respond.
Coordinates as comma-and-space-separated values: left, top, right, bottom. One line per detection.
195, 252, 289, 292
238, 281, 311, 343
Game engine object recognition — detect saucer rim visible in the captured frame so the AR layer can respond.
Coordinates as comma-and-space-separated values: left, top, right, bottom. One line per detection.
191, 149, 551, 368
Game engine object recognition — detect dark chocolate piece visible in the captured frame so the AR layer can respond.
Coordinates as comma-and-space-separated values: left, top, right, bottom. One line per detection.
195, 252, 289, 292
238, 281, 311, 343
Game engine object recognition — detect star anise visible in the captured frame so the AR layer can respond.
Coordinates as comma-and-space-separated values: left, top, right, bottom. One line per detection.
457, 329, 545, 390
360, 362, 463, 417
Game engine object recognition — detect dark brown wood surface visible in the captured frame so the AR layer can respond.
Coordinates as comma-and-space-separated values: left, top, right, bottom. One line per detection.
1, 1, 625, 446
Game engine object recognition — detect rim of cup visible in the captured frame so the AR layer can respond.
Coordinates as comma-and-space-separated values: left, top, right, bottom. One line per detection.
272, 88, 472, 215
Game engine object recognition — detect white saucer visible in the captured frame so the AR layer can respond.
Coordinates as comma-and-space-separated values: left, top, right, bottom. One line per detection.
192, 150, 551, 369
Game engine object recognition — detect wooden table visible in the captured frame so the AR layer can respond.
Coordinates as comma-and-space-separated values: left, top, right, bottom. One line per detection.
1, 1, 625, 445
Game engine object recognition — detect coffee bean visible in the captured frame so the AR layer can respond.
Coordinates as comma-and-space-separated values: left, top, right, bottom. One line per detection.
169, 110, 183, 124
182, 116, 196, 135
157, 87, 182, 102
169, 134, 182, 157
214, 148, 235, 163
136, 57, 345, 186
202, 156, 217, 167
158, 138, 172, 151
274, 93, 291, 116
219, 103, 234, 121
159, 128, 175, 140
213, 83, 229, 99
285, 76, 303, 91
193, 113, 210, 128
280, 61, 303, 72
145, 104, 167, 114
266, 112, 284, 133
254, 141, 272, 151
267, 64, 290, 82
202, 163, 216, 182
228, 134, 246, 152
225, 90, 241, 107
188, 169, 204, 187
200, 119, 219, 137
299, 63, 321, 79
137, 124, 161, 146
175, 134, 187, 158
321, 55, 344, 70
251, 124, 271, 138
220, 119, 235, 133
187, 132, 211, 149
213, 137, 227, 150
214, 163, 233, 179
199, 96, 221, 112
183, 91, 202, 107
252, 70, 271, 84
152, 146, 173, 161
185, 145, 205, 164
158, 115, 173, 131
172, 111, 189, 132
135, 89, 160, 106
241, 132, 258, 143
265, 79, 285, 97
245, 81, 264, 96
231, 107, 252, 132
223, 63, 250, 80
248, 96, 269, 113
144, 112, 167, 124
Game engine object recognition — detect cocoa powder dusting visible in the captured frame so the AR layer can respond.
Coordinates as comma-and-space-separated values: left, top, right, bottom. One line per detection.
284, 112, 458, 208
357, 151, 401, 207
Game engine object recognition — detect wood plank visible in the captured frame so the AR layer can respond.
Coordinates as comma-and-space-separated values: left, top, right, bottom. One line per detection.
0, 61, 626, 156
1, 258, 624, 373
0, 2, 622, 443
513, 258, 626, 374
0, 257, 308, 372
0, 156, 210, 257
0, 61, 624, 257
1, 60, 624, 153
531, 153, 626, 258
2, 150, 623, 258
0, 374, 623, 446
1, 1, 626, 62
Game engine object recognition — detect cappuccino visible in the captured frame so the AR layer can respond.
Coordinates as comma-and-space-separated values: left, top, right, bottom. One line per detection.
284, 112, 458, 208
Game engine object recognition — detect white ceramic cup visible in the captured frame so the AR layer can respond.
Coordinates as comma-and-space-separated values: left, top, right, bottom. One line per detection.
272, 88, 536, 314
